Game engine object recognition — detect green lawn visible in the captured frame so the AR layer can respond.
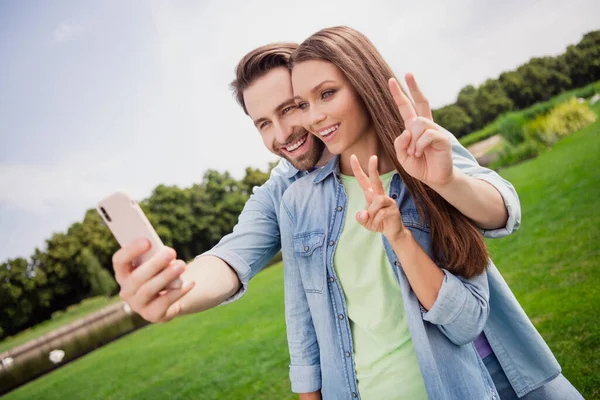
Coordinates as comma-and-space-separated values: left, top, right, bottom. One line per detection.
0, 296, 122, 354
5, 110, 599, 399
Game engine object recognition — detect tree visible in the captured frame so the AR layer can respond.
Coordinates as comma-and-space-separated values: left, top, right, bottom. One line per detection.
456, 85, 480, 132
432, 104, 472, 138
473, 79, 514, 127
565, 30, 600, 88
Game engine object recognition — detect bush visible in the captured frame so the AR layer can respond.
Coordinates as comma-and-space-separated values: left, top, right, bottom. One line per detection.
489, 139, 545, 170
543, 97, 597, 138
524, 115, 558, 146
498, 113, 528, 145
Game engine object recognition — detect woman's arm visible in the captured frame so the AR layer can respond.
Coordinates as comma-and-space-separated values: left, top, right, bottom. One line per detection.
388, 229, 489, 345
352, 155, 489, 345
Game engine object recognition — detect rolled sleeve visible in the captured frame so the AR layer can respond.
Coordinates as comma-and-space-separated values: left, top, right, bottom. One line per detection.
193, 165, 297, 305
290, 364, 322, 394
422, 269, 490, 345
446, 127, 522, 238
472, 173, 521, 238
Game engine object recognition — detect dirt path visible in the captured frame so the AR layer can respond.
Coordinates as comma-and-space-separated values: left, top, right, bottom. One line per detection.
467, 134, 503, 158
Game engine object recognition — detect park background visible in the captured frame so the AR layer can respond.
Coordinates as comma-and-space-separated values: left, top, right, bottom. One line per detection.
1, 1, 599, 398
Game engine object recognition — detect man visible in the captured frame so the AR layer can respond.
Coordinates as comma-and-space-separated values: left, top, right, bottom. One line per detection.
112, 42, 519, 325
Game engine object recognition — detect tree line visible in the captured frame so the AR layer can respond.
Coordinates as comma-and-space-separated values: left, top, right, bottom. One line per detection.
432, 30, 600, 138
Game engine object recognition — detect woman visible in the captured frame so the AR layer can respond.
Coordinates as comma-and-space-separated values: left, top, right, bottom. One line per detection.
280, 26, 582, 399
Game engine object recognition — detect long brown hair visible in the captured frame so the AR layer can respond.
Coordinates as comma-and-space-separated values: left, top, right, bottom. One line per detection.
291, 26, 488, 278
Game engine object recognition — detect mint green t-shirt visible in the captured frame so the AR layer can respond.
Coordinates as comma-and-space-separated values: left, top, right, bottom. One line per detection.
334, 171, 427, 399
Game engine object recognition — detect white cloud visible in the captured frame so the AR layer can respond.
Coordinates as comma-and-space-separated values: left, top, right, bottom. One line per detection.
52, 23, 79, 43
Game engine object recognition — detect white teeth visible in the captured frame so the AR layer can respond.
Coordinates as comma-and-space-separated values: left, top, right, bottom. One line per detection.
319, 124, 339, 137
286, 136, 307, 152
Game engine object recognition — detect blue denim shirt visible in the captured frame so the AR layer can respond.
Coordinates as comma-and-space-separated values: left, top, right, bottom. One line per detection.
279, 155, 560, 399
201, 131, 557, 397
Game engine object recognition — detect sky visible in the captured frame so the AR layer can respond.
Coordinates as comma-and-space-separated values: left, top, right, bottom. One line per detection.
1, 0, 599, 262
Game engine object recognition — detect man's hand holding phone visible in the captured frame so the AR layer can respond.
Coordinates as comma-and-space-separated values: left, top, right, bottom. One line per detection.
112, 239, 195, 323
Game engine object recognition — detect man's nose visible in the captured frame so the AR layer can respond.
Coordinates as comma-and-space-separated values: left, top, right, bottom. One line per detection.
274, 121, 291, 144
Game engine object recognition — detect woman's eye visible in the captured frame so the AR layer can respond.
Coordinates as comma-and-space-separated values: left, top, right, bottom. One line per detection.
298, 102, 308, 110
321, 90, 335, 100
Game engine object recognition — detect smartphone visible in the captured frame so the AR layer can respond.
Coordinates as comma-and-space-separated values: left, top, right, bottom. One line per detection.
97, 191, 182, 289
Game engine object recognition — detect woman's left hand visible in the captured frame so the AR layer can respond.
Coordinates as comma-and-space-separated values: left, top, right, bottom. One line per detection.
388, 74, 454, 188
350, 154, 406, 242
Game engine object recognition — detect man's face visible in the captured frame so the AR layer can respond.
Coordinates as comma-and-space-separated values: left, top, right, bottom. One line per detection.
243, 67, 325, 171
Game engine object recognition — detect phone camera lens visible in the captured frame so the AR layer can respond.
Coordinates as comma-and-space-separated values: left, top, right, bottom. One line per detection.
100, 207, 112, 222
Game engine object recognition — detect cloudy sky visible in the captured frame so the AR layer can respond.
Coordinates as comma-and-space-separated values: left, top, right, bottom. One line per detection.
1, 0, 599, 262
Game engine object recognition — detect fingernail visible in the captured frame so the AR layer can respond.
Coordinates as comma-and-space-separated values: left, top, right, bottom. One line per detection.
164, 250, 174, 262
138, 239, 148, 250
183, 281, 195, 290
173, 262, 184, 273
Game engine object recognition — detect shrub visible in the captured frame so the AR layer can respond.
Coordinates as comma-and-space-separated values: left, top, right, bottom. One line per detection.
543, 97, 597, 138
489, 139, 545, 170
498, 113, 528, 145
524, 115, 558, 146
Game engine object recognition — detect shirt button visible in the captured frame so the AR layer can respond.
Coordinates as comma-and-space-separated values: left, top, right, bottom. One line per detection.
329, 277, 335, 283
394, 260, 400, 267
337, 206, 343, 211
352, 393, 357, 398
391, 194, 398, 200
329, 240, 335, 246
345, 351, 351, 357
338, 314, 345, 320
304, 246, 310, 252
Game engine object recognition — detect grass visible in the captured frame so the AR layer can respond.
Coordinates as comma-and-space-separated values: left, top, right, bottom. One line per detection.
4, 106, 600, 399
484, 102, 600, 398
0, 296, 122, 354
3, 265, 294, 400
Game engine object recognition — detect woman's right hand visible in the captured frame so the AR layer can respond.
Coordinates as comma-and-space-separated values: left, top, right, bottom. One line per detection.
350, 154, 408, 243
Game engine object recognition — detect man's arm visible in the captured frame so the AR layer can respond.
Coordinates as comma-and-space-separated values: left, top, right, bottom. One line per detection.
445, 129, 521, 236
113, 161, 296, 322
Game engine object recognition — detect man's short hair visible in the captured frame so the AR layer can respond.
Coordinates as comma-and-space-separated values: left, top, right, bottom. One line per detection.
230, 42, 298, 115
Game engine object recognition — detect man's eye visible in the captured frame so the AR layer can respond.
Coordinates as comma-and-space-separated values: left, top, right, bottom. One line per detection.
282, 105, 296, 115
321, 90, 335, 100
259, 121, 270, 129
298, 102, 308, 110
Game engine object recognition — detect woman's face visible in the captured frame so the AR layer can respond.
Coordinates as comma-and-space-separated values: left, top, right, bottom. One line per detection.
291, 60, 372, 156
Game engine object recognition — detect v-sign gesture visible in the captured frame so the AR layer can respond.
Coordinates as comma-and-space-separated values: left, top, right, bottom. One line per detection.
389, 74, 454, 187
350, 155, 407, 243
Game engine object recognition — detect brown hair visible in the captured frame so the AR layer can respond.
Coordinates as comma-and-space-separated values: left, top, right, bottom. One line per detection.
230, 42, 299, 114
291, 26, 488, 278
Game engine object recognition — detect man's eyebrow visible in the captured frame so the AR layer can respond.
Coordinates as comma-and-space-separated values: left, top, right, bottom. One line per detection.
293, 80, 336, 101
274, 98, 296, 112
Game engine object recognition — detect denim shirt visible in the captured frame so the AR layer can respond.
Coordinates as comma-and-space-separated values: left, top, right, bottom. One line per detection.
202, 129, 520, 303
200, 131, 559, 397
279, 156, 560, 399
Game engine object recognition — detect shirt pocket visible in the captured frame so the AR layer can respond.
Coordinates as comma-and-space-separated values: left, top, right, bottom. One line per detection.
293, 231, 326, 294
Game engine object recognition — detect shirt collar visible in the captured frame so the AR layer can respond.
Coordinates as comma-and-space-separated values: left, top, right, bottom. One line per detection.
313, 155, 340, 183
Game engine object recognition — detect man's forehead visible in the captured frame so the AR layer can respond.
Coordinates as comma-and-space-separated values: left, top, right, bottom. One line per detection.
244, 67, 293, 120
